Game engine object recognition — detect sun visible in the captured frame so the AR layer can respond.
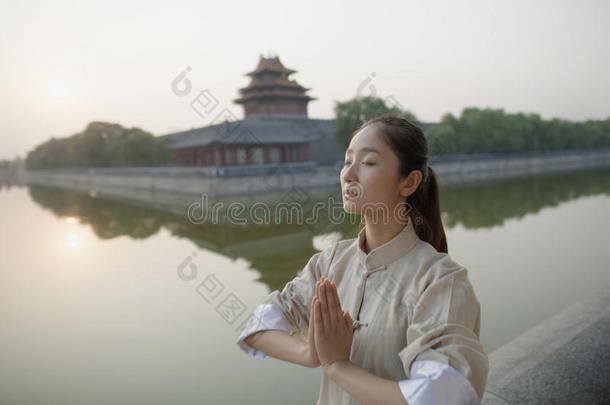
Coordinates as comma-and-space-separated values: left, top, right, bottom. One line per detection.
66, 234, 79, 248
43, 80, 76, 105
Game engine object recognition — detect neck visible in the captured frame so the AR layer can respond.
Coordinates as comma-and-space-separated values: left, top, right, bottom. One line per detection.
362, 216, 409, 254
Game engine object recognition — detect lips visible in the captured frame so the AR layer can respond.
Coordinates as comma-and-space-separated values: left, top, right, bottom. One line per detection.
343, 185, 361, 200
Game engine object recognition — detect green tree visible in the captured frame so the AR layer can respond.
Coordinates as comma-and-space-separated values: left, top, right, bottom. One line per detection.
332, 96, 419, 152
430, 108, 609, 155
26, 122, 170, 169
427, 124, 458, 155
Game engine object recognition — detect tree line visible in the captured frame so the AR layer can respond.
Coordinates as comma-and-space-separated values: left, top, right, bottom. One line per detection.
427, 108, 609, 155
26, 122, 170, 169
332, 96, 609, 155
26, 98, 609, 169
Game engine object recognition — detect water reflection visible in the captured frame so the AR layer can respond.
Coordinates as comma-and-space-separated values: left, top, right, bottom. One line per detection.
27, 168, 609, 292
28, 185, 349, 292
440, 168, 610, 229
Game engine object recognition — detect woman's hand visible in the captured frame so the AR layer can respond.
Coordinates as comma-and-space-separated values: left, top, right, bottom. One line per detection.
313, 276, 354, 369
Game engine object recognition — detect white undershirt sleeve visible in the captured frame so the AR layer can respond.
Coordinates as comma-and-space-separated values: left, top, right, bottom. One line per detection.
398, 360, 481, 405
235, 303, 292, 359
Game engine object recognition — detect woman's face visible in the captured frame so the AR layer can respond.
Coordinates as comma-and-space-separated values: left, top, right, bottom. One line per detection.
340, 125, 422, 223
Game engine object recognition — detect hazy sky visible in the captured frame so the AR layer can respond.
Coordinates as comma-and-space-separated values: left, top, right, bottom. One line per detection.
1, 0, 608, 160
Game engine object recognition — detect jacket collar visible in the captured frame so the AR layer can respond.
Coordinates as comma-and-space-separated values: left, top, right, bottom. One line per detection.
356, 216, 420, 271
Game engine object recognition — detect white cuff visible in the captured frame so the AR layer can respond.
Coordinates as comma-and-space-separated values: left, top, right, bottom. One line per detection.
398, 360, 480, 405
235, 303, 292, 359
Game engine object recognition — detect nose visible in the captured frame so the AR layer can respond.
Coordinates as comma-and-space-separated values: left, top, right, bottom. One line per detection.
341, 161, 357, 185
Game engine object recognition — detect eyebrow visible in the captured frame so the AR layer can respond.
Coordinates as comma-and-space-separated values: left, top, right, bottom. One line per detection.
345, 146, 380, 155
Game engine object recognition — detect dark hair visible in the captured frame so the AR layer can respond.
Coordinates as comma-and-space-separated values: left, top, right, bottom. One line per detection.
352, 114, 448, 253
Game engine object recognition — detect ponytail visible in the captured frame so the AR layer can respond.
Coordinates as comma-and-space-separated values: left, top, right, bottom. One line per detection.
408, 165, 447, 253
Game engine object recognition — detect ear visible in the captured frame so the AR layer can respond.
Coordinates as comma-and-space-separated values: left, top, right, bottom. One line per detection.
399, 170, 423, 198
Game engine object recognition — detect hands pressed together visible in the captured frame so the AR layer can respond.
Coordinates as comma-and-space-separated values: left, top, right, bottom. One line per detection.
305, 275, 354, 370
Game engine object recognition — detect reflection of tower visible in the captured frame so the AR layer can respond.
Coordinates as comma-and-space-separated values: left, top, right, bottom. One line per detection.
233, 54, 316, 119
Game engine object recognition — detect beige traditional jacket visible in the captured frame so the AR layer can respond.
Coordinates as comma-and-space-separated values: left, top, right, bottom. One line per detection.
251, 216, 488, 404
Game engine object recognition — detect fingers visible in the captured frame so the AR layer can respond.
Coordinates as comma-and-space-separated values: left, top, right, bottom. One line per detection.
318, 278, 331, 332
314, 295, 324, 335
325, 281, 342, 325
315, 278, 321, 311
343, 310, 353, 332
314, 279, 323, 335
309, 295, 316, 334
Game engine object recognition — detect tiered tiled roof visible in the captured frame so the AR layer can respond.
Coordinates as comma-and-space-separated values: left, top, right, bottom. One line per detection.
234, 55, 315, 104
245, 55, 296, 76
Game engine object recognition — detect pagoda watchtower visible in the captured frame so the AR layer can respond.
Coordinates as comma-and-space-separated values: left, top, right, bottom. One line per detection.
234, 54, 315, 118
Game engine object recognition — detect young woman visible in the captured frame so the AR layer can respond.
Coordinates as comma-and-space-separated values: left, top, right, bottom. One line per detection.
236, 115, 488, 405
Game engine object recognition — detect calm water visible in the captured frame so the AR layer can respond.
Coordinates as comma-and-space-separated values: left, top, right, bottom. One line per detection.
0, 169, 608, 404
